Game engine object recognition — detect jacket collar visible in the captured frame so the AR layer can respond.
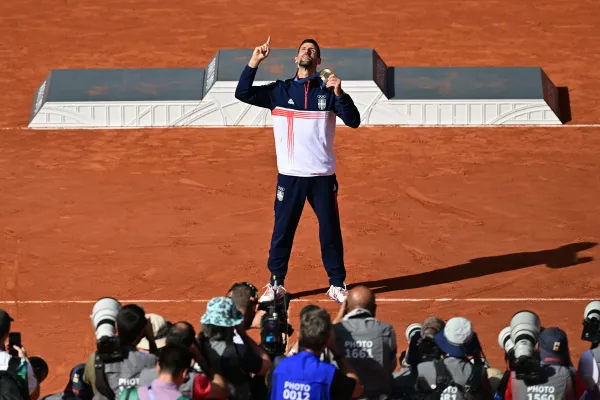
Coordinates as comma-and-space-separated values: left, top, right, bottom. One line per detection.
343, 308, 374, 321
293, 72, 324, 87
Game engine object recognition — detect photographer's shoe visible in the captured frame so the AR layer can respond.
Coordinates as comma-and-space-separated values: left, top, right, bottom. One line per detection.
327, 284, 348, 303
259, 283, 287, 303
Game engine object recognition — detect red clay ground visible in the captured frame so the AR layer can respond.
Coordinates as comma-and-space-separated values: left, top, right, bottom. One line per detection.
1, 0, 600, 395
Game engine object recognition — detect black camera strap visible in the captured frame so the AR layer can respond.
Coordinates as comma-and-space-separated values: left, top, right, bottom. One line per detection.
434, 359, 455, 390
460, 361, 484, 394
94, 354, 115, 400
417, 359, 483, 398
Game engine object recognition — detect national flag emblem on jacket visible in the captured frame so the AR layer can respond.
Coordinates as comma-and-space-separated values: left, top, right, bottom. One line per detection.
317, 95, 327, 110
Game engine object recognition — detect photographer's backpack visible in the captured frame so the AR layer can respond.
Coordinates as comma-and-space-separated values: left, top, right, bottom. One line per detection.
0, 357, 30, 400
415, 359, 485, 400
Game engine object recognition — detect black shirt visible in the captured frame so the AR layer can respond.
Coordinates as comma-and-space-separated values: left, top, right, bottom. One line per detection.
330, 368, 357, 400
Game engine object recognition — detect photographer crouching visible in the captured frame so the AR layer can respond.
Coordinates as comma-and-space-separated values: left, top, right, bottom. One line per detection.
496, 311, 585, 400
83, 299, 160, 400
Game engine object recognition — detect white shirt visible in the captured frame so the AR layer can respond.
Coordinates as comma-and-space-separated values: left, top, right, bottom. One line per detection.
271, 107, 338, 177
0, 351, 39, 394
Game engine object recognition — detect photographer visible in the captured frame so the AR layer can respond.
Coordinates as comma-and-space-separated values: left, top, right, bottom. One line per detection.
270, 305, 363, 400
198, 296, 272, 400
504, 327, 585, 400
0, 308, 40, 400
414, 317, 492, 400
578, 301, 600, 400
40, 364, 93, 400
138, 322, 230, 399
119, 344, 193, 400
331, 286, 397, 399
404, 317, 446, 369
393, 317, 445, 398
229, 283, 261, 352
83, 304, 159, 400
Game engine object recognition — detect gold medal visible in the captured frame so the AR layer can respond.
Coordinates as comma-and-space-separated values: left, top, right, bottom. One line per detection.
319, 68, 334, 83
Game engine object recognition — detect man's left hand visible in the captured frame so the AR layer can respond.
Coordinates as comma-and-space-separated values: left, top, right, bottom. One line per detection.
326, 74, 343, 96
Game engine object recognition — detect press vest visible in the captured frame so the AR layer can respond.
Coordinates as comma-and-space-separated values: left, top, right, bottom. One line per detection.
416, 357, 488, 400
270, 351, 336, 400
333, 309, 396, 399
91, 349, 157, 400
511, 365, 577, 400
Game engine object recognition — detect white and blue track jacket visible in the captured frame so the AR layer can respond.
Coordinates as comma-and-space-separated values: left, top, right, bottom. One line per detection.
235, 65, 361, 177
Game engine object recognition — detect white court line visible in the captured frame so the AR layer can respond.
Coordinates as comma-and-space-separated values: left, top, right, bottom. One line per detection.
2, 125, 600, 130
0, 298, 597, 305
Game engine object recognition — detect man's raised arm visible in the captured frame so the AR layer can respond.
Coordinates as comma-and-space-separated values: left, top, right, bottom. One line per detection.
234, 36, 276, 109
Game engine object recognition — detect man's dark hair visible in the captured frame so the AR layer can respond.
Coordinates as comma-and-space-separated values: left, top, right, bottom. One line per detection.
117, 304, 147, 345
158, 344, 193, 377
300, 304, 320, 317
231, 285, 255, 312
298, 307, 331, 352
166, 321, 196, 348
298, 39, 321, 58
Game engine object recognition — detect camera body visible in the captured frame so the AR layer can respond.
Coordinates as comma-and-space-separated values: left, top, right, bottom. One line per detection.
581, 301, 600, 346
96, 336, 124, 363
402, 323, 443, 368
258, 293, 291, 359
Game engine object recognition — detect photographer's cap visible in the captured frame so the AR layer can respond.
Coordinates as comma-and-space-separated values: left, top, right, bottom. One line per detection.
138, 313, 169, 351
64, 363, 93, 399
539, 327, 570, 365
201, 297, 244, 327
435, 317, 480, 358
0, 309, 14, 335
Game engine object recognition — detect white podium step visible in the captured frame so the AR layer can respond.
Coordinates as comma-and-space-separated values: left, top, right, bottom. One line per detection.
28, 49, 566, 129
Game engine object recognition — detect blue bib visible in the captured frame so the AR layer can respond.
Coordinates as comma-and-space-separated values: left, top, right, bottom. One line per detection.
270, 352, 336, 400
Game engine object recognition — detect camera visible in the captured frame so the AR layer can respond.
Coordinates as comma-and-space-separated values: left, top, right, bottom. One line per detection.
498, 326, 515, 356
405, 323, 422, 342
258, 288, 292, 359
402, 322, 442, 367
581, 300, 600, 347
90, 297, 123, 362
507, 310, 542, 382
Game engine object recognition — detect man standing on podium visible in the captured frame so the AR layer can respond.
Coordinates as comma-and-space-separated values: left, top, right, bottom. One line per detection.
235, 37, 361, 304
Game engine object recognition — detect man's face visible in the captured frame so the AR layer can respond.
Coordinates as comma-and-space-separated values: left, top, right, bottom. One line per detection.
295, 43, 320, 69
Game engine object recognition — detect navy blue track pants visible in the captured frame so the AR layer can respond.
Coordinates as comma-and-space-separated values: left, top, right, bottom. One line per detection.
267, 174, 346, 287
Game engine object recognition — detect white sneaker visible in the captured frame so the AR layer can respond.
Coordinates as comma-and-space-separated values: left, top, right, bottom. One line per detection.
259, 283, 287, 303
327, 284, 348, 303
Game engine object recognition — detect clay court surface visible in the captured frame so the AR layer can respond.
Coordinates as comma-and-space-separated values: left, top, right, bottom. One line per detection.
2, 0, 600, 394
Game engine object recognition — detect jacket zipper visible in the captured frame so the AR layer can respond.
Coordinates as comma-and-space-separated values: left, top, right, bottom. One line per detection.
304, 81, 309, 110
